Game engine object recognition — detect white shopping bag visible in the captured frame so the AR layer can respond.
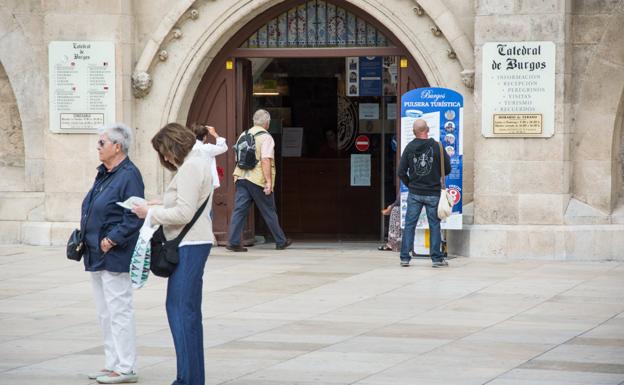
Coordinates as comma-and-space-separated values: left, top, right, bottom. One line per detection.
130, 218, 157, 289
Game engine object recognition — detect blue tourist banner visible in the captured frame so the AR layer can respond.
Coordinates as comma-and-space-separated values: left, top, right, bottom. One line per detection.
399, 87, 464, 230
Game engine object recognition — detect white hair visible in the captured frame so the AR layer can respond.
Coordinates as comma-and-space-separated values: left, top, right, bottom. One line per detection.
98, 123, 133, 155
253, 109, 271, 128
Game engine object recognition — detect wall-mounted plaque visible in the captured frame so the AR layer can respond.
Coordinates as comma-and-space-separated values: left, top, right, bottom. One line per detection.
48, 41, 115, 133
482, 41, 555, 138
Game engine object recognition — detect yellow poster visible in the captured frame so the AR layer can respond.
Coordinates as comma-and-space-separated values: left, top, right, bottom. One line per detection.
493, 114, 542, 135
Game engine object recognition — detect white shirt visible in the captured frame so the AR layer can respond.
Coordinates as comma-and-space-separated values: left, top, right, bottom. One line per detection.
192, 138, 227, 188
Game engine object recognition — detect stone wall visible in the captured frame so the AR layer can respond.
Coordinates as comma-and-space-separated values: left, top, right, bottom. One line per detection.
445, 0, 624, 260
473, 0, 571, 226
0, 1, 135, 244
569, 1, 620, 100
445, 0, 475, 45
569, 0, 624, 214
0, 0, 475, 245
0, 62, 24, 168
41, 1, 135, 227
0, 0, 622, 259
616, 115, 624, 201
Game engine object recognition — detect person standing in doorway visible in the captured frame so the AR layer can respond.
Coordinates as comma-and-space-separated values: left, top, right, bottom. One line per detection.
226, 109, 292, 251
398, 119, 451, 268
191, 124, 228, 189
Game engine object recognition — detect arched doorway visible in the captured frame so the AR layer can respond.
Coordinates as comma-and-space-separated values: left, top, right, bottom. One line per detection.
0, 61, 25, 191
186, 0, 428, 244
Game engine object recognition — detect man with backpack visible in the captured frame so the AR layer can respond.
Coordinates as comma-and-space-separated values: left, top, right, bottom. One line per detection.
226, 109, 292, 252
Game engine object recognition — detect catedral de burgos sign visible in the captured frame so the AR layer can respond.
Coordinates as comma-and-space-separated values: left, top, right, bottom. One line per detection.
48, 41, 115, 133
482, 41, 555, 138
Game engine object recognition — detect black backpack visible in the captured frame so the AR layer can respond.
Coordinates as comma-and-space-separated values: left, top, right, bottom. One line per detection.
234, 129, 267, 170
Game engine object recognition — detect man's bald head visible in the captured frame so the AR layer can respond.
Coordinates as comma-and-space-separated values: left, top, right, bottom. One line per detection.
412, 119, 429, 138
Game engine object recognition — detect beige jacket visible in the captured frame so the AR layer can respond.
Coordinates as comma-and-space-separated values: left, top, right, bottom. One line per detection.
232, 126, 276, 189
150, 149, 214, 245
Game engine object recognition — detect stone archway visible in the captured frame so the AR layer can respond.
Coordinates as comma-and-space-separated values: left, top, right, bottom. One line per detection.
614, 92, 624, 208
0, 6, 46, 192
132, 0, 474, 196
570, 1, 624, 214
0, 61, 25, 190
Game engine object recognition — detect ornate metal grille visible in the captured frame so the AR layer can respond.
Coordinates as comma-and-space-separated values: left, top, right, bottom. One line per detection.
241, 0, 391, 48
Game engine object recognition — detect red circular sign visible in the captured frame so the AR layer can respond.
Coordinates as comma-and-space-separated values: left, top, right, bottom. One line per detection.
355, 135, 370, 152
448, 187, 461, 205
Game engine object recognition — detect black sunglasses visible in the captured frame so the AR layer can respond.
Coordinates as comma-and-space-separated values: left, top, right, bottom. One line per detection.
97, 139, 117, 147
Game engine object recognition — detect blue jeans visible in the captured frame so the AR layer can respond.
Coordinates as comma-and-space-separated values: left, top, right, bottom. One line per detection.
167, 244, 211, 385
400, 193, 444, 262
228, 179, 286, 246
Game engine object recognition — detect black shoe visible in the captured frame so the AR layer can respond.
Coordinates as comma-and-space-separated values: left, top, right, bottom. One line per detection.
226, 244, 247, 252
276, 238, 292, 250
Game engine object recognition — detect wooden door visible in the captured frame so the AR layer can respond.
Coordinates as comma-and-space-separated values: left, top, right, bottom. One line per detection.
398, 57, 428, 94
235, 58, 256, 245
187, 58, 234, 244
187, 58, 256, 245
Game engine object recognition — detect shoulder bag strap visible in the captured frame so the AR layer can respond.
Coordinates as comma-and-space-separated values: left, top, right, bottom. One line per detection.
438, 141, 446, 189
172, 192, 212, 243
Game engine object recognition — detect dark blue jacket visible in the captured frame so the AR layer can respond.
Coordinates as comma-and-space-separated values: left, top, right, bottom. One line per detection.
81, 157, 144, 272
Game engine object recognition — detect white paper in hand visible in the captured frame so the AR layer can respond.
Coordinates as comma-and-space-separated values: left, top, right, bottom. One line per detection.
116, 196, 146, 210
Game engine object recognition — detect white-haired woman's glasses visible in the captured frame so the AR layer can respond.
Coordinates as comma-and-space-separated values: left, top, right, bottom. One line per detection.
97, 139, 116, 148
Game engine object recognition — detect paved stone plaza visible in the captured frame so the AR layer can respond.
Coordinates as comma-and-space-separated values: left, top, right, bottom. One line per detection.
0, 244, 623, 385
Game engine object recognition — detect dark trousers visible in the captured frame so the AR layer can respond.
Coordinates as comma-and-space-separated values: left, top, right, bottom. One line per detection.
167, 244, 211, 385
227, 179, 287, 246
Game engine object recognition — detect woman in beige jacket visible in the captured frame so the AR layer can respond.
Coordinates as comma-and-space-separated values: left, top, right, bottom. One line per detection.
133, 122, 213, 385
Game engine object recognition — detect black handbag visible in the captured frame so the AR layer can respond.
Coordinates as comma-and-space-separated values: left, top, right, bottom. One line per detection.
150, 194, 211, 277
66, 229, 84, 261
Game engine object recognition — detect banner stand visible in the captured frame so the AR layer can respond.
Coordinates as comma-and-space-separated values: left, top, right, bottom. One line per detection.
399, 87, 464, 256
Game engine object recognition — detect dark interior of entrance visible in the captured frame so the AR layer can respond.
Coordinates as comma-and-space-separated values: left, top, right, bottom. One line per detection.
251, 57, 398, 241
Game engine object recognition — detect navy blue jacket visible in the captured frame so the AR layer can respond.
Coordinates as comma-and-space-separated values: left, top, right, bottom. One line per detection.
80, 157, 144, 272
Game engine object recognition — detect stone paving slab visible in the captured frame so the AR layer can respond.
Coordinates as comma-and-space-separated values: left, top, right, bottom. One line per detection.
0, 244, 623, 385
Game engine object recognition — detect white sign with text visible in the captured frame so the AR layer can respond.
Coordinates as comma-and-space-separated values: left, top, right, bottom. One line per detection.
48, 41, 115, 133
350, 154, 371, 186
281, 127, 304, 157
482, 41, 555, 138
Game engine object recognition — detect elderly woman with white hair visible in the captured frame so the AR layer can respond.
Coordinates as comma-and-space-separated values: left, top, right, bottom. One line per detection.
80, 123, 144, 384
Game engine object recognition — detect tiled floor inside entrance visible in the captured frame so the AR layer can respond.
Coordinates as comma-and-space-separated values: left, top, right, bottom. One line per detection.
0, 244, 623, 385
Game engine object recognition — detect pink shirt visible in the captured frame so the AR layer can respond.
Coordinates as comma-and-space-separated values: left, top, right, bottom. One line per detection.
260, 134, 275, 159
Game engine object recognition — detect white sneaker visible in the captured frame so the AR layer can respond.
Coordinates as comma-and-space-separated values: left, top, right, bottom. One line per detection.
96, 372, 138, 384
88, 369, 112, 379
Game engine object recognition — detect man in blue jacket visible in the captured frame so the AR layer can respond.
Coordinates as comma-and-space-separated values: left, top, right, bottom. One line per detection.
398, 119, 451, 268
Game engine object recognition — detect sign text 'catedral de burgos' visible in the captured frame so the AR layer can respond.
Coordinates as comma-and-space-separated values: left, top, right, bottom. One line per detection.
48, 41, 115, 133
482, 41, 555, 137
